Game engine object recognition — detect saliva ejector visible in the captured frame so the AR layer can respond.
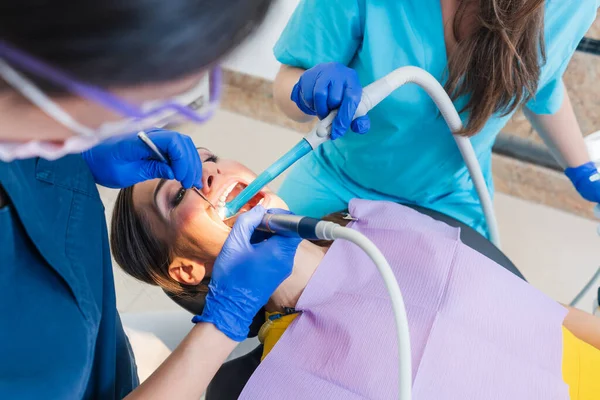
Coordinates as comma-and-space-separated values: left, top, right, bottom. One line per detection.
223, 66, 499, 249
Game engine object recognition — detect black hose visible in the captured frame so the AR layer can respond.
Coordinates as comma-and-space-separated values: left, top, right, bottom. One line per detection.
492, 133, 563, 172
577, 37, 600, 56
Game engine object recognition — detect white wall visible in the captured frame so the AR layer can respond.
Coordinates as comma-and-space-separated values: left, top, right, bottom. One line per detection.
222, 0, 299, 81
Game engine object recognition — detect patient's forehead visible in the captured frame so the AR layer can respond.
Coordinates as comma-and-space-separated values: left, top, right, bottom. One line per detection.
131, 179, 170, 239
132, 178, 159, 210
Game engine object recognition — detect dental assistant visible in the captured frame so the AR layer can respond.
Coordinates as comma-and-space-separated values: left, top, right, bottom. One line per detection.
273, 0, 600, 237
0, 1, 301, 399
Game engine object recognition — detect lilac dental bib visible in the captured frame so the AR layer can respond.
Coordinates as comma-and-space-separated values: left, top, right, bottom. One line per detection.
240, 200, 568, 399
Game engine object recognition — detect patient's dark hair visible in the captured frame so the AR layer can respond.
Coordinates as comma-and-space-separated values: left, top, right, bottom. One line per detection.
110, 185, 349, 303
0, 0, 272, 91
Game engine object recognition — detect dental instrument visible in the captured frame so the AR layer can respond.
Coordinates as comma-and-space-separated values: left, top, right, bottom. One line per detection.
223, 139, 312, 218
137, 131, 217, 210
256, 212, 412, 400
225, 66, 500, 248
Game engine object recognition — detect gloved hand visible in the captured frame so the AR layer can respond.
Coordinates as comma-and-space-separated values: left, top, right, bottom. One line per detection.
291, 62, 371, 140
82, 129, 202, 189
193, 206, 302, 341
565, 162, 600, 203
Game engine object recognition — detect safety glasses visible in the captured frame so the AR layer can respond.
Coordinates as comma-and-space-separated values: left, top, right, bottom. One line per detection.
0, 40, 221, 139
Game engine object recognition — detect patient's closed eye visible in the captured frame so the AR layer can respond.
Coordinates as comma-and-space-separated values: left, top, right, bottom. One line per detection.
172, 187, 187, 207
205, 154, 219, 163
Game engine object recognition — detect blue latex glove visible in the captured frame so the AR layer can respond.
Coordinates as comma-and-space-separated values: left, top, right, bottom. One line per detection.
291, 62, 371, 140
193, 206, 302, 341
82, 129, 202, 189
565, 162, 600, 203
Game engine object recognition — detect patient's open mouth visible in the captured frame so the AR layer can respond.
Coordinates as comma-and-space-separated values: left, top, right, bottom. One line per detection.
215, 182, 265, 223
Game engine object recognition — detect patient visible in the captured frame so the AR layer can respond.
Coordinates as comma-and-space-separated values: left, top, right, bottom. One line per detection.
111, 148, 600, 399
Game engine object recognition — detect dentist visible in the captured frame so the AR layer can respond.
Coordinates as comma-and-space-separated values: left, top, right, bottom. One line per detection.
0, 1, 299, 399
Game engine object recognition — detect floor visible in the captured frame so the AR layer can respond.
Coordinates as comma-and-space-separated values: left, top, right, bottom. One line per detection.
100, 110, 600, 382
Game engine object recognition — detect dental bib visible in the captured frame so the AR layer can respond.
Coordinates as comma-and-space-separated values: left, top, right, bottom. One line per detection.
240, 200, 569, 399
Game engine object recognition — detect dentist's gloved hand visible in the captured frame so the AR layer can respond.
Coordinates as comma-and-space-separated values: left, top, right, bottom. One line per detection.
193, 206, 302, 341
292, 62, 371, 140
82, 129, 202, 189
565, 162, 600, 203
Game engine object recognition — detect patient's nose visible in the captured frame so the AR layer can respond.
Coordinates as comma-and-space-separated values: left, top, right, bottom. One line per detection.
202, 173, 214, 195
201, 163, 220, 194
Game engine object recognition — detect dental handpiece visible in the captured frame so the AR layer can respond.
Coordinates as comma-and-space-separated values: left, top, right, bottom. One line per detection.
137, 131, 217, 210
257, 213, 325, 240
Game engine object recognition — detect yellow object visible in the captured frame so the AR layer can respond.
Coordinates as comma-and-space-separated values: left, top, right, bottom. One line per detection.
562, 326, 600, 399
259, 311, 299, 361
260, 315, 600, 397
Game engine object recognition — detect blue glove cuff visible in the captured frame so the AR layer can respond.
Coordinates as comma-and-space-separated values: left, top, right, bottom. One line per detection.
565, 161, 600, 203
565, 161, 599, 185
192, 293, 252, 342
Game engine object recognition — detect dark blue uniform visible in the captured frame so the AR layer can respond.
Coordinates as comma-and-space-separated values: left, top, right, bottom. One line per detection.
0, 155, 138, 399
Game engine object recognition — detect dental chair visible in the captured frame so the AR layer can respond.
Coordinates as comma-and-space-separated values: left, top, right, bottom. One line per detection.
166, 205, 524, 400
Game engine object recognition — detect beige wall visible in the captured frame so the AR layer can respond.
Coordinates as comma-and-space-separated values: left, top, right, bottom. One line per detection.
505, 16, 600, 142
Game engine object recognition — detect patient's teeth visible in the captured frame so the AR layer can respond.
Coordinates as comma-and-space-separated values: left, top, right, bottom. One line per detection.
215, 182, 243, 222
218, 182, 238, 205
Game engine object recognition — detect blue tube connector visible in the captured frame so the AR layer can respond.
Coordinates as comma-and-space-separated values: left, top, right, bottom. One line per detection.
224, 138, 313, 218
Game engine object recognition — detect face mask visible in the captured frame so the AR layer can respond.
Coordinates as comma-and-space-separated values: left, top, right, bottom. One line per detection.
0, 41, 221, 162
0, 136, 101, 162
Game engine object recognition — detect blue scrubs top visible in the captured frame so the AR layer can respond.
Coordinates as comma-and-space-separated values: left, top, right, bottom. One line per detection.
0, 156, 138, 399
275, 0, 599, 236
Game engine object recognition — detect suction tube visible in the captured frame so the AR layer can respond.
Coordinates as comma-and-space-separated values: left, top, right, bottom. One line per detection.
224, 139, 312, 218
228, 66, 500, 247
256, 213, 412, 399
306, 66, 500, 247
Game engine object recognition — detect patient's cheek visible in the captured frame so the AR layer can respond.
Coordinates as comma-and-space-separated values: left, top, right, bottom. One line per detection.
182, 216, 229, 259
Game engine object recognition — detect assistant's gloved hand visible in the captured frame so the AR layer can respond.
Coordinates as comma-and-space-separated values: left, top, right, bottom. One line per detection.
291, 62, 371, 140
565, 162, 600, 203
193, 206, 302, 341
82, 129, 202, 189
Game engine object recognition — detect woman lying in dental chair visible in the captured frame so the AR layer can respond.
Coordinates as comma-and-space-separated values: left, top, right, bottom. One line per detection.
111, 148, 600, 399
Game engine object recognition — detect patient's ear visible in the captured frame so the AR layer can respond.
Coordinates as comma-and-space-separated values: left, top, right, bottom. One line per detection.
168, 257, 206, 285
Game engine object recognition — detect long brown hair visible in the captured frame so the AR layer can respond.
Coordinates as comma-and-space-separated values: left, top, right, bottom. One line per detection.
445, 0, 546, 136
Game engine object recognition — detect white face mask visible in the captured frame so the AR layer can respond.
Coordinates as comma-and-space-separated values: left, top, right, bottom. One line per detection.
0, 137, 102, 162
0, 57, 215, 162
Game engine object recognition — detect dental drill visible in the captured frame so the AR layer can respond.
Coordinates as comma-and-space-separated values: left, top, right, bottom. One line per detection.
256, 213, 412, 400
225, 66, 501, 248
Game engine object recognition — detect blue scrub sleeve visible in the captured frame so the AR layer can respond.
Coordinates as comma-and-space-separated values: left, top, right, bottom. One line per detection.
525, 68, 566, 116
526, 0, 598, 115
274, 0, 364, 69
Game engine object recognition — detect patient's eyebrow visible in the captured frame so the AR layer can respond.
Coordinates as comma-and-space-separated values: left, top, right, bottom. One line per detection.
153, 178, 167, 212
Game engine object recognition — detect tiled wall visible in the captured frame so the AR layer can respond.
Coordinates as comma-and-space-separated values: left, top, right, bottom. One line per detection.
505, 16, 600, 142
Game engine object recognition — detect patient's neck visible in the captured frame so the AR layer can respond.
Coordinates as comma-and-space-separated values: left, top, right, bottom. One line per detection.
266, 240, 326, 313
